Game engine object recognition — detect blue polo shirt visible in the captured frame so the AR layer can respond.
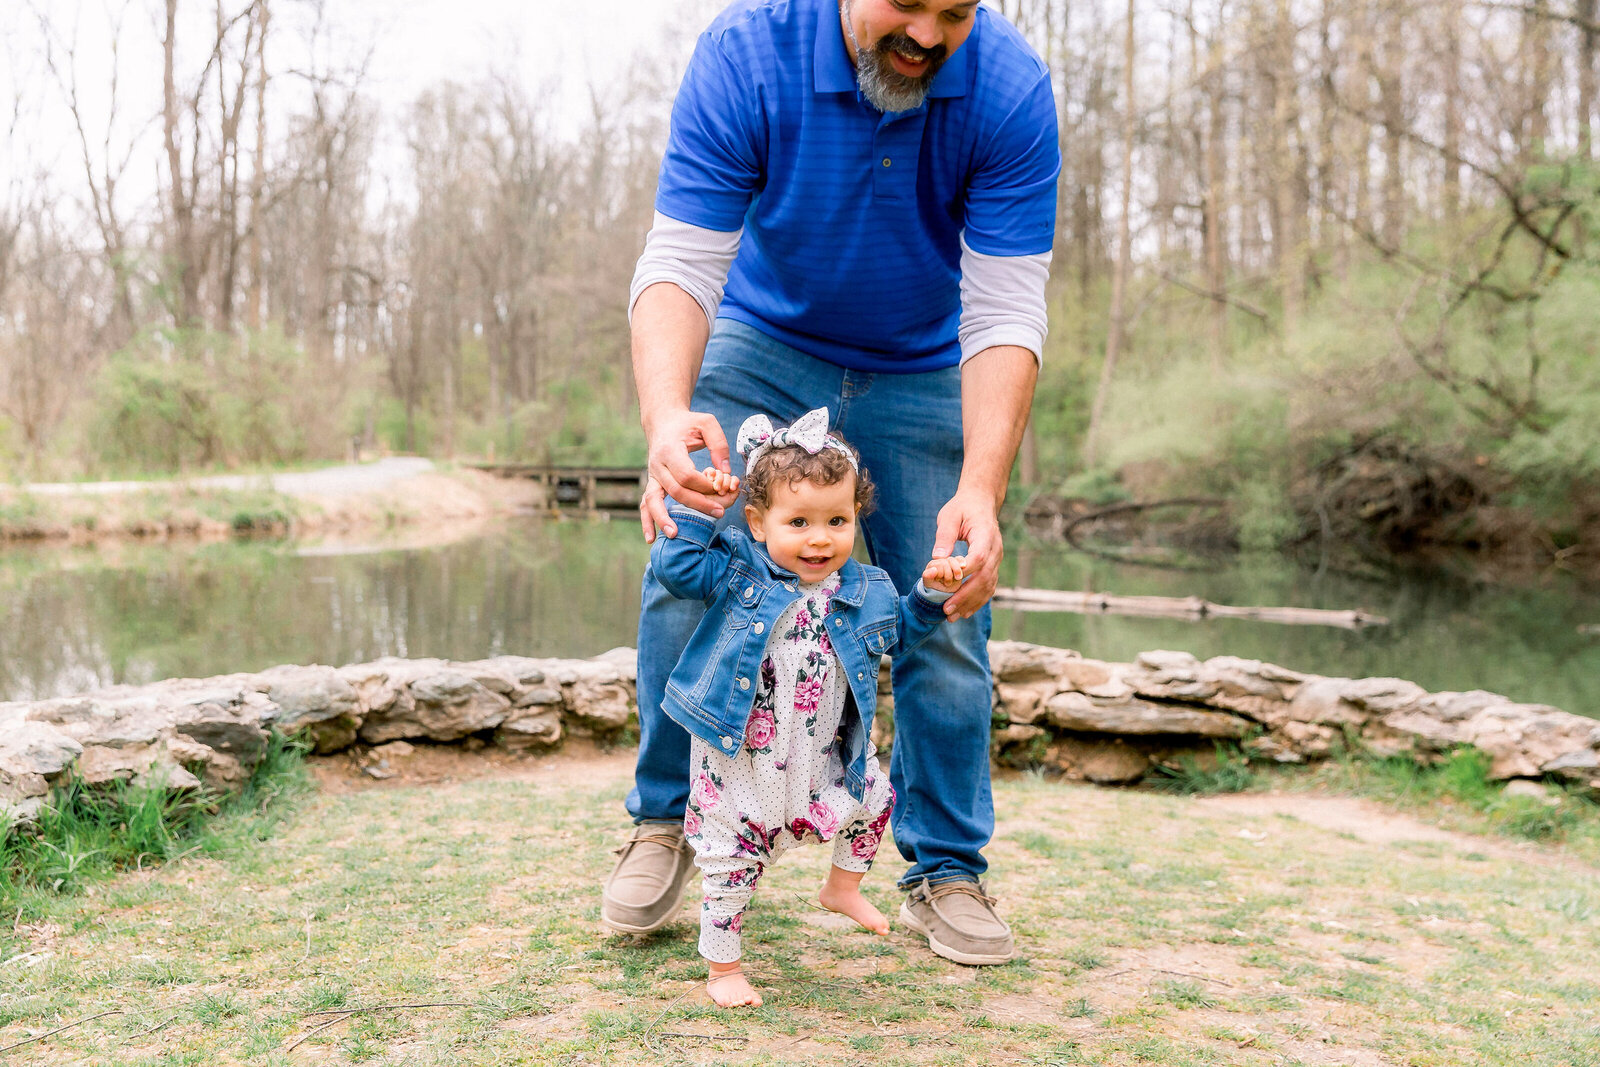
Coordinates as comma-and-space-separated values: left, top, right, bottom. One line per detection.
655, 0, 1059, 373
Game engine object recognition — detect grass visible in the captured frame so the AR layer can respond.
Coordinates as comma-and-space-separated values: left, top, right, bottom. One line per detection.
1145, 742, 1600, 851
1, 748, 1598, 1065
0, 485, 303, 542
0, 730, 311, 945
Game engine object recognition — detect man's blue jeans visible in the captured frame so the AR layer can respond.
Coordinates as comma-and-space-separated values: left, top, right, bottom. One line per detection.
628, 319, 995, 887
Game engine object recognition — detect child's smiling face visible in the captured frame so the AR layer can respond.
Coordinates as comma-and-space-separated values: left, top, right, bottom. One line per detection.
745, 475, 859, 582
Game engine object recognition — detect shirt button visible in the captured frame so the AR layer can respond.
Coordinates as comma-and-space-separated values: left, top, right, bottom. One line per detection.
739, 677, 750, 690
881, 157, 891, 167
753, 622, 764, 635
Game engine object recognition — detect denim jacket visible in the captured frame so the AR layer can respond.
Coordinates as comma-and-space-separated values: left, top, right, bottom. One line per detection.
651, 505, 949, 802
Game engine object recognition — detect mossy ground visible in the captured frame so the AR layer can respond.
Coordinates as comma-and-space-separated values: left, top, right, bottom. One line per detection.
3, 747, 1597, 1066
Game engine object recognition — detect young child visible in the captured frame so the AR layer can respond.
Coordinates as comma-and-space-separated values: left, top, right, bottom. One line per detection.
649, 407, 966, 1008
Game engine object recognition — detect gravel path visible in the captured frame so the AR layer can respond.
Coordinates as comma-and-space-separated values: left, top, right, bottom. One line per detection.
20, 457, 436, 499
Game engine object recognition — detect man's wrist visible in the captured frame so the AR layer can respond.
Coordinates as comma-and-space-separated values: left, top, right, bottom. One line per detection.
953, 477, 1007, 515
640, 403, 691, 442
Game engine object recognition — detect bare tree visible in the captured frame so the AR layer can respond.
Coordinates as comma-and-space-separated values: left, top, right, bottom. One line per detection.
1084, 0, 1137, 468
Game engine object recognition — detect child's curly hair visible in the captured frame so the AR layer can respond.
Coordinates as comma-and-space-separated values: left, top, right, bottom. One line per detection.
742, 434, 876, 515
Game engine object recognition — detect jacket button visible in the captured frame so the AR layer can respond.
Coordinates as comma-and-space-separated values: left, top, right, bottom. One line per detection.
720, 735, 733, 749
833, 618, 842, 626
744, 586, 754, 598
857, 672, 864, 680
753, 622, 764, 635
738, 677, 750, 690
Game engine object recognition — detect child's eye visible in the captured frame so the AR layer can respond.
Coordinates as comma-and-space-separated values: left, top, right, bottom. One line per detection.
788, 518, 807, 528
829, 516, 847, 526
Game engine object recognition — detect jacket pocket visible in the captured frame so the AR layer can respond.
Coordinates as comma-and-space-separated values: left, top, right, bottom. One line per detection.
858, 621, 894, 657
726, 563, 761, 614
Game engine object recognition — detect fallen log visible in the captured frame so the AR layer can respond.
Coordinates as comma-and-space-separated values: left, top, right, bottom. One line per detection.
993, 587, 1388, 629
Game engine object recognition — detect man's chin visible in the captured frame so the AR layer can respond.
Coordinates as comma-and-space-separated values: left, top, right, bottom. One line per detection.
856, 52, 938, 112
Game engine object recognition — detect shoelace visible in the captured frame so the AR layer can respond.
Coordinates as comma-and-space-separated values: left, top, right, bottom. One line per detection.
925, 881, 998, 907
611, 829, 686, 857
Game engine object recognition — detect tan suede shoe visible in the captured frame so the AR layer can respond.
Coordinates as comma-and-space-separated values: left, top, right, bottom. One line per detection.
600, 822, 695, 934
899, 878, 1016, 965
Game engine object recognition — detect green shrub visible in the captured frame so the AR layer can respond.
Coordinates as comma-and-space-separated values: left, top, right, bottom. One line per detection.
0, 730, 310, 931
1149, 743, 1260, 795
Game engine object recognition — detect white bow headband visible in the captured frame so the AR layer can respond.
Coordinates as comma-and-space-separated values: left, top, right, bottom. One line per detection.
736, 407, 858, 473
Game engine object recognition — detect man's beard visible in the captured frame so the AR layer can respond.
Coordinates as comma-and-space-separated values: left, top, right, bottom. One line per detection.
843, 2, 948, 112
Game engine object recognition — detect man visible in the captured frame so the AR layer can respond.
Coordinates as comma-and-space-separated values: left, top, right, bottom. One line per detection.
603, 0, 1058, 966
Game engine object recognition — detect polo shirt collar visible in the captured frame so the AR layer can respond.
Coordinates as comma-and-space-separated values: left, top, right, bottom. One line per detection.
814, 2, 972, 101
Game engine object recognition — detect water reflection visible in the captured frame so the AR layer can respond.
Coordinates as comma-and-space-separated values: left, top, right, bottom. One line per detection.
0, 521, 650, 702
997, 542, 1600, 718
0, 523, 1596, 718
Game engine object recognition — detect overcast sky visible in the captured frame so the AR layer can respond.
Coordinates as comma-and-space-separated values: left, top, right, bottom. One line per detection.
2, 0, 721, 212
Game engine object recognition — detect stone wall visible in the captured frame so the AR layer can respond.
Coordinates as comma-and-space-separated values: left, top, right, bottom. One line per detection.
3, 642, 1596, 822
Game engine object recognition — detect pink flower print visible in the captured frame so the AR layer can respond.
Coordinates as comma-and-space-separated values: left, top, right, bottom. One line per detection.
851, 831, 879, 860
794, 676, 824, 714
808, 799, 840, 836
745, 707, 776, 749
868, 805, 892, 837
730, 912, 743, 933
683, 809, 702, 837
692, 772, 720, 811
760, 657, 776, 690
817, 626, 833, 655
794, 607, 813, 632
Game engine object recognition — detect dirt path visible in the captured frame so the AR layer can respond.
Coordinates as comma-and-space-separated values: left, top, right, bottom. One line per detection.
3, 459, 539, 545
21, 456, 437, 498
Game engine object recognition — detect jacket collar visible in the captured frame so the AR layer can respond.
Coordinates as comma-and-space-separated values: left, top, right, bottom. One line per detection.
752, 544, 869, 608
813, 0, 972, 101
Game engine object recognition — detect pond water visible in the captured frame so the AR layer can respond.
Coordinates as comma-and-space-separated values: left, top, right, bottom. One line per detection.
2, 519, 1597, 717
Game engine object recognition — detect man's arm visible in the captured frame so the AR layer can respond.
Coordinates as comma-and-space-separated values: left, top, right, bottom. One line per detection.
631, 280, 737, 542
630, 19, 763, 543
930, 344, 1037, 620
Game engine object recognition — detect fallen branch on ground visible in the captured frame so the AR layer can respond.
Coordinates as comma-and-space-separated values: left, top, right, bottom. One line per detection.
0, 1009, 124, 1055
993, 587, 1388, 629
286, 1002, 471, 1052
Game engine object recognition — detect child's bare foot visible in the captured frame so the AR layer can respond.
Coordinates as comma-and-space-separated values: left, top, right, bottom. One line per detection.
707, 961, 762, 1007
819, 866, 890, 935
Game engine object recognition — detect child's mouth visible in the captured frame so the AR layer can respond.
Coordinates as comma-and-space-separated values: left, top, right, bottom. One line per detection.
800, 555, 831, 568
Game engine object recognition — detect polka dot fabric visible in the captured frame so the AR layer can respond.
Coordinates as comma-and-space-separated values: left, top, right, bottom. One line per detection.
684, 572, 895, 963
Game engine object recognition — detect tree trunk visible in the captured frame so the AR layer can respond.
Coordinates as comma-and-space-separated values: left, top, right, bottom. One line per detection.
1579, 0, 1596, 161
247, 0, 268, 331
1202, 3, 1229, 368
162, 0, 198, 327
1085, 0, 1136, 469
1271, 0, 1302, 336
1442, 2, 1461, 223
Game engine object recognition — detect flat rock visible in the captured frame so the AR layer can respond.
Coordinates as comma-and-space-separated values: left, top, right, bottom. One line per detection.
1044, 691, 1249, 738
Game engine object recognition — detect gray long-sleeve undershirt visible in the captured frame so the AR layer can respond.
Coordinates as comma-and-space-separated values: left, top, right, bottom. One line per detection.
628, 211, 1050, 367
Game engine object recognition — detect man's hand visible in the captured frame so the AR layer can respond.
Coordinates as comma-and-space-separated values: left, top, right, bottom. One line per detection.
639, 409, 740, 543
921, 555, 968, 595
930, 489, 1003, 620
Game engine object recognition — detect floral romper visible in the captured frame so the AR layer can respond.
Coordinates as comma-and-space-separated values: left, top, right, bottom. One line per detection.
684, 572, 895, 963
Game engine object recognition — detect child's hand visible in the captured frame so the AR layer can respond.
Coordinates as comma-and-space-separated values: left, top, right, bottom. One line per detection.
921, 555, 967, 594
701, 467, 740, 498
